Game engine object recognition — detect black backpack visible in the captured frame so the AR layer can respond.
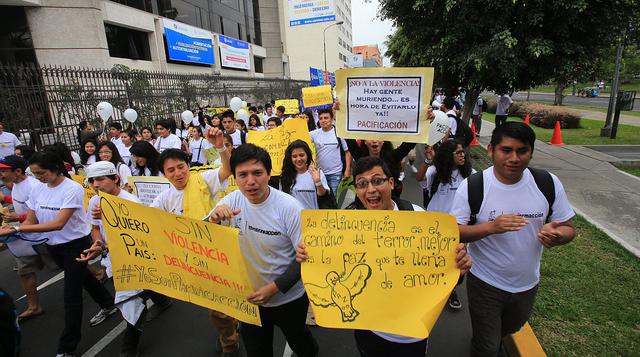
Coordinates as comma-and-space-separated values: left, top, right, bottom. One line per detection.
447, 114, 473, 147
467, 168, 555, 225
480, 98, 488, 112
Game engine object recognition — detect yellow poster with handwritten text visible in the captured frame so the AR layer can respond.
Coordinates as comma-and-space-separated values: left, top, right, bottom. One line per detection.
275, 99, 300, 114
302, 85, 333, 110
101, 192, 261, 325
248, 118, 313, 176
301, 210, 458, 339
335, 67, 434, 143
70, 174, 96, 209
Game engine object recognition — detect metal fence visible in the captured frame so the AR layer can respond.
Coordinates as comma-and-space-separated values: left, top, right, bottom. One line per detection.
0, 64, 309, 150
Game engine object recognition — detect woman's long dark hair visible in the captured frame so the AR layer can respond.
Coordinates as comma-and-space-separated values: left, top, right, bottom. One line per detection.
303, 110, 316, 132
280, 140, 313, 194
129, 141, 160, 176
248, 114, 262, 128
79, 137, 98, 165
141, 126, 156, 140
29, 150, 70, 178
432, 139, 472, 193
42, 142, 77, 171
97, 141, 125, 167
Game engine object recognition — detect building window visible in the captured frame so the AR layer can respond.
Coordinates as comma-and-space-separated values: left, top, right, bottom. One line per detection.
0, 6, 37, 65
104, 24, 151, 61
222, 18, 240, 39
254, 56, 263, 73
111, 0, 154, 12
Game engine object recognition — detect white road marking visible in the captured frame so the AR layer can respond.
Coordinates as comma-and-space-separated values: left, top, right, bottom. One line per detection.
16, 271, 64, 301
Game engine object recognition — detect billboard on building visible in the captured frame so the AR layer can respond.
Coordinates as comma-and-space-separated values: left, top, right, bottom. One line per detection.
289, 0, 336, 26
348, 54, 364, 68
309, 67, 335, 86
218, 35, 251, 70
163, 19, 214, 65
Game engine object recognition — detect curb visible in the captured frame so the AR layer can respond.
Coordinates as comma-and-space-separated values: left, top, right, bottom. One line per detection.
504, 322, 547, 357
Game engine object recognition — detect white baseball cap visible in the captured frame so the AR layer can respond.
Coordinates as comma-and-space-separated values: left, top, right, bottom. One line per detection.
85, 161, 117, 178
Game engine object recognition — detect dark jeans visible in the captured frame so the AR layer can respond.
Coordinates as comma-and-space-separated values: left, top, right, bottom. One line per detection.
46, 236, 114, 354
467, 273, 538, 357
495, 115, 508, 127
354, 329, 427, 357
0, 289, 19, 357
122, 290, 171, 353
472, 114, 482, 134
241, 294, 318, 357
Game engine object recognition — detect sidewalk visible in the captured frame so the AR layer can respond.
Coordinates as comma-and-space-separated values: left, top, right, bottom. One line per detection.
573, 109, 640, 127
477, 120, 640, 257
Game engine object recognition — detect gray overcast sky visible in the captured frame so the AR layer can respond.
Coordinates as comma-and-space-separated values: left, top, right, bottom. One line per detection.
350, 0, 395, 66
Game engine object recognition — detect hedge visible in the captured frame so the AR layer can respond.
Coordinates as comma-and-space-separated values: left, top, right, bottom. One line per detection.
483, 99, 580, 129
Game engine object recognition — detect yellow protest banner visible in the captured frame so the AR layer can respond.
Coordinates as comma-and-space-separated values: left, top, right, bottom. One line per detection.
335, 67, 434, 143
70, 174, 96, 209
247, 118, 313, 176
208, 107, 230, 114
302, 85, 333, 110
275, 99, 300, 114
301, 210, 459, 339
101, 192, 261, 325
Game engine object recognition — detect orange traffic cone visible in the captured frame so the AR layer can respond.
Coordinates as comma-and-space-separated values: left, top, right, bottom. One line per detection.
549, 121, 564, 145
469, 122, 480, 146
524, 114, 530, 125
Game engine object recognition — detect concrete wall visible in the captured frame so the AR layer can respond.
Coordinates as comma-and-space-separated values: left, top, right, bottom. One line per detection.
257, 0, 286, 78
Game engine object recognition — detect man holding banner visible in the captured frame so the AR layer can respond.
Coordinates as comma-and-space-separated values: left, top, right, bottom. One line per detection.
295, 157, 472, 357
208, 144, 318, 357
150, 128, 241, 357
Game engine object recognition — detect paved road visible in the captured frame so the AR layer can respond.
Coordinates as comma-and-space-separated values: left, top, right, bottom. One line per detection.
2, 169, 472, 357
511, 92, 639, 111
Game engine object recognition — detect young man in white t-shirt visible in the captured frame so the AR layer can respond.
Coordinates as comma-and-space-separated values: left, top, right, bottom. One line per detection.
208, 143, 319, 357
295, 156, 472, 356
309, 108, 352, 195
151, 128, 240, 356
0, 155, 53, 321
451, 122, 575, 357
0, 122, 22, 159
495, 94, 513, 127
221, 110, 245, 148
153, 119, 182, 153
79, 161, 172, 357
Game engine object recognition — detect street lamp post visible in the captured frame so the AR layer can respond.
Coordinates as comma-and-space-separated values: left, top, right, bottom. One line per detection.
323, 21, 344, 73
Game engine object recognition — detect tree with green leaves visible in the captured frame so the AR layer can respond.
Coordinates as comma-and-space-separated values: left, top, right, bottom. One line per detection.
382, 0, 638, 116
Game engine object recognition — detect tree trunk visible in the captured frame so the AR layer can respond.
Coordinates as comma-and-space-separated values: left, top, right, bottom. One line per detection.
462, 87, 482, 124
554, 81, 567, 106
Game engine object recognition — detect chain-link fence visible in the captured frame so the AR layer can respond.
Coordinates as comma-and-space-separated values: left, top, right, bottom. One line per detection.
0, 64, 309, 150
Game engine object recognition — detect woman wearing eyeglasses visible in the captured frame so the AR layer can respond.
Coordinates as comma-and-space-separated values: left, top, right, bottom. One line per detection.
416, 138, 474, 310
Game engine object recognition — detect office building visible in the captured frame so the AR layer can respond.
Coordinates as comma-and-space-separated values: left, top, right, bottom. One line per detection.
352, 44, 382, 67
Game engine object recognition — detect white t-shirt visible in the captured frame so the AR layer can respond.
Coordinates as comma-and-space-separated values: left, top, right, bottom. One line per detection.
216, 188, 305, 307
450, 167, 575, 293
473, 98, 484, 116
154, 134, 182, 153
116, 163, 132, 187
373, 201, 425, 343
227, 130, 243, 148
26, 178, 90, 245
189, 138, 213, 164
0, 131, 21, 159
496, 95, 513, 115
11, 176, 41, 215
88, 189, 141, 277
84, 155, 97, 167
446, 110, 458, 136
150, 169, 227, 215
118, 145, 132, 166
420, 167, 475, 213
309, 128, 348, 175
288, 171, 329, 210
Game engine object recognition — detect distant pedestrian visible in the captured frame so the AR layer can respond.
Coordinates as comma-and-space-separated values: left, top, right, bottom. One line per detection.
495, 94, 513, 127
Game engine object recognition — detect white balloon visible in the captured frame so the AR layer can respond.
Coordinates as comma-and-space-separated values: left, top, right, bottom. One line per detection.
241, 101, 247, 108
427, 110, 451, 146
96, 102, 113, 122
181, 110, 194, 125
123, 108, 138, 123
236, 109, 249, 121
229, 97, 243, 112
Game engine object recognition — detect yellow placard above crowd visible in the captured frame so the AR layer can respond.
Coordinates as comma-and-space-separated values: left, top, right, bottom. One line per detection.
70, 174, 96, 209
100, 192, 261, 325
275, 99, 300, 114
302, 85, 333, 110
248, 118, 313, 176
335, 67, 434, 143
301, 209, 459, 339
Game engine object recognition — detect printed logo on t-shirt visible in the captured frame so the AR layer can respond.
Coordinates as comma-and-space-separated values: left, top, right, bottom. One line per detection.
40, 205, 61, 211
247, 224, 282, 237
487, 209, 544, 222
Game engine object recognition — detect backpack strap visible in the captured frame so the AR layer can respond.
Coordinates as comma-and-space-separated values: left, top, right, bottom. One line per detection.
528, 167, 555, 222
240, 131, 247, 144
394, 198, 415, 211
467, 171, 484, 225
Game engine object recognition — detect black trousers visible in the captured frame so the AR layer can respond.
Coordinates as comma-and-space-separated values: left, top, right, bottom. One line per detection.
354, 329, 428, 357
46, 236, 114, 354
241, 294, 318, 357
467, 273, 538, 357
0, 289, 19, 357
494, 115, 508, 127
